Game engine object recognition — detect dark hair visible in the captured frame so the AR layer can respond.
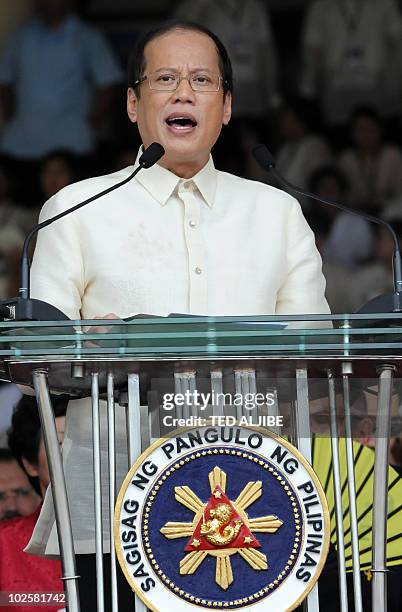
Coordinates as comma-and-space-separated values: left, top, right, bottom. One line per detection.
304, 208, 332, 237
127, 20, 233, 99
351, 106, 382, 127
40, 149, 77, 175
280, 95, 322, 132
308, 165, 349, 195
0, 447, 16, 463
8, 395, 68, 495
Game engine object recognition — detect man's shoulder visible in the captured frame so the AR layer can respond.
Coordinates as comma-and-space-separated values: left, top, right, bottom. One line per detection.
216, 169, 298, 209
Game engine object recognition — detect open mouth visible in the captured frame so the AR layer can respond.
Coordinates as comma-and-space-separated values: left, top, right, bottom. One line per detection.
165, 114, 198, 132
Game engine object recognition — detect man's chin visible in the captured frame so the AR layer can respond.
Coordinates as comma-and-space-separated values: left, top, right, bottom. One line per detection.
161, 138, 202, 160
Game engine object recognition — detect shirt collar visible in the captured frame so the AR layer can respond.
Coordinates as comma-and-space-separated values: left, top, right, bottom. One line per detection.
134, 148, 217, 208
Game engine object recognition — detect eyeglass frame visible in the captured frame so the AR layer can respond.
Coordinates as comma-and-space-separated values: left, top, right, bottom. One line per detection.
133, 71, 228, 93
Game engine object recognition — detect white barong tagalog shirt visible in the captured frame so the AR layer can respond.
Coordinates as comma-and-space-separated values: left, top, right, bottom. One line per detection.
29, 152, 329, 554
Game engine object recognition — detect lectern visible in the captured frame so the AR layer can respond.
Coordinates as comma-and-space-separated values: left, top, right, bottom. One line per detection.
0, 313, 400, 612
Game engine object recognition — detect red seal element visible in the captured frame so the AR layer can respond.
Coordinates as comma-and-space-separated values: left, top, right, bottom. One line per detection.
185, 485, 261, 552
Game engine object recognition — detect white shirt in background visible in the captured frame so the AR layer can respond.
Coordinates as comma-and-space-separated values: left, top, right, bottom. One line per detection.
300, 0, 402, 124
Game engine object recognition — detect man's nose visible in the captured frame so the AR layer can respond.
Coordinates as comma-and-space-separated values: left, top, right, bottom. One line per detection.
4, 495, 18, 512
172, 77, 196, 102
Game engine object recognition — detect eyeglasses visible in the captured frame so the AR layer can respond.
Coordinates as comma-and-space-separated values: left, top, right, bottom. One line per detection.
133, 70, 226, 92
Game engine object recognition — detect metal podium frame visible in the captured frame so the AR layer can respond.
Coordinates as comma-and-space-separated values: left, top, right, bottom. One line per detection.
1, 312, 401, 612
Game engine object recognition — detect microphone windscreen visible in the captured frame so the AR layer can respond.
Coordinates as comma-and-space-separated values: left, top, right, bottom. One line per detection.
139, 142, 165, 168
252, 144, 276, 170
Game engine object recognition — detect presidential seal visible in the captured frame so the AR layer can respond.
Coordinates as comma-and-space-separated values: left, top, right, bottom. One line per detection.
114, 426, 329, 611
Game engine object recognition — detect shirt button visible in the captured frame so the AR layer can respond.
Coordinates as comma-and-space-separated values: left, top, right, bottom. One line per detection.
194, 267, 202, 275
183, 182, 191, 189
189, 220, 196, 228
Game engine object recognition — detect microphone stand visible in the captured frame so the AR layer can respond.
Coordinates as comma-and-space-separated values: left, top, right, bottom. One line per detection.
252, 144, 402, 314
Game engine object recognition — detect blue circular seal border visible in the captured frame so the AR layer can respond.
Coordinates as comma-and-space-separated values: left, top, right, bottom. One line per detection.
141, 446, 303, 608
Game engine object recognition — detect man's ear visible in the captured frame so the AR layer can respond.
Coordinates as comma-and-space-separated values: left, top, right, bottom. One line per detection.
22, 457, 39, 478
222, 91, 232, 126
127, 88, 138, 124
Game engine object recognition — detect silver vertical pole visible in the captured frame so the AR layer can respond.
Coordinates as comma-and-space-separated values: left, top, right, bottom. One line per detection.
234, 369, 256, 419
127, 373, 141, 465
327, 370, 349, 612
211, 369, 224, 417
342, 363, 363, 612
127, 373, 147, 612
91, 373, 104, 612
295, 369, 314, 462
295, 368, 319, 612
107, 373, 118, 612
267, 387, 280, 435
174, 371, 196, 419
372, 365, 395, 611
32, 369, 80, 612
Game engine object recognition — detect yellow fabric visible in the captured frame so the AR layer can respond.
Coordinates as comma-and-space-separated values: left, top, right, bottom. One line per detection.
312, 437, 402, 570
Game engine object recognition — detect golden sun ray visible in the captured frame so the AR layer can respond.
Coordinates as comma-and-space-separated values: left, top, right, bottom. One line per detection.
238, 548, 268, 571
209, 466, 227, 493
160, 522, 194, 538
234, 481, 262, 510
248, 516, 284, 532
175, 486, 204, 514
180, 551, 208, 575
216, 555, 233, 590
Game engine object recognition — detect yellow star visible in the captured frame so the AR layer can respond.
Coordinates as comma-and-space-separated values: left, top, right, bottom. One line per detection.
244, 536, 253, 544
213, 490, 222, 498
191, 539, 201, 548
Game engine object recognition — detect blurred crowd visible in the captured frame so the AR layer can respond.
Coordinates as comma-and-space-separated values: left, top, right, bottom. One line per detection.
1, 0, 402, 312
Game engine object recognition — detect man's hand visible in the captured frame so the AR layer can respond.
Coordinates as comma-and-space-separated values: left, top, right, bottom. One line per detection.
94, 313, 120, 320
88, 313, 121, 335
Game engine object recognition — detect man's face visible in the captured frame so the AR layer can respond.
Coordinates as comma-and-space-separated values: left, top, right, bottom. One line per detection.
0, 460, 40, 520
127, 29, 232, 176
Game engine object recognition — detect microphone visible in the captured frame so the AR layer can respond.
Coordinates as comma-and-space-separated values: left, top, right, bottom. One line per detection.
252, 144, 402, 314
0, 142, 165, 321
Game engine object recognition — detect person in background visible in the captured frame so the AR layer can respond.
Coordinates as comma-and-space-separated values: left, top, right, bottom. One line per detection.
298, 384, 402, 612
0, 0, 123, 205
0, 0, 33, 125
300, 0, 402, 147
39, 150, 77, 202
0, 449, 40, 521
306, 165, 377, 312
338, 107, 402, 211
310, 166, 374, 268
348, 217, 402, 311
0, 396, 67, 612
0, 383, 22, 447
0, 155, 38, 298
273, 97, 332, 208
112, 147, 137, 172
